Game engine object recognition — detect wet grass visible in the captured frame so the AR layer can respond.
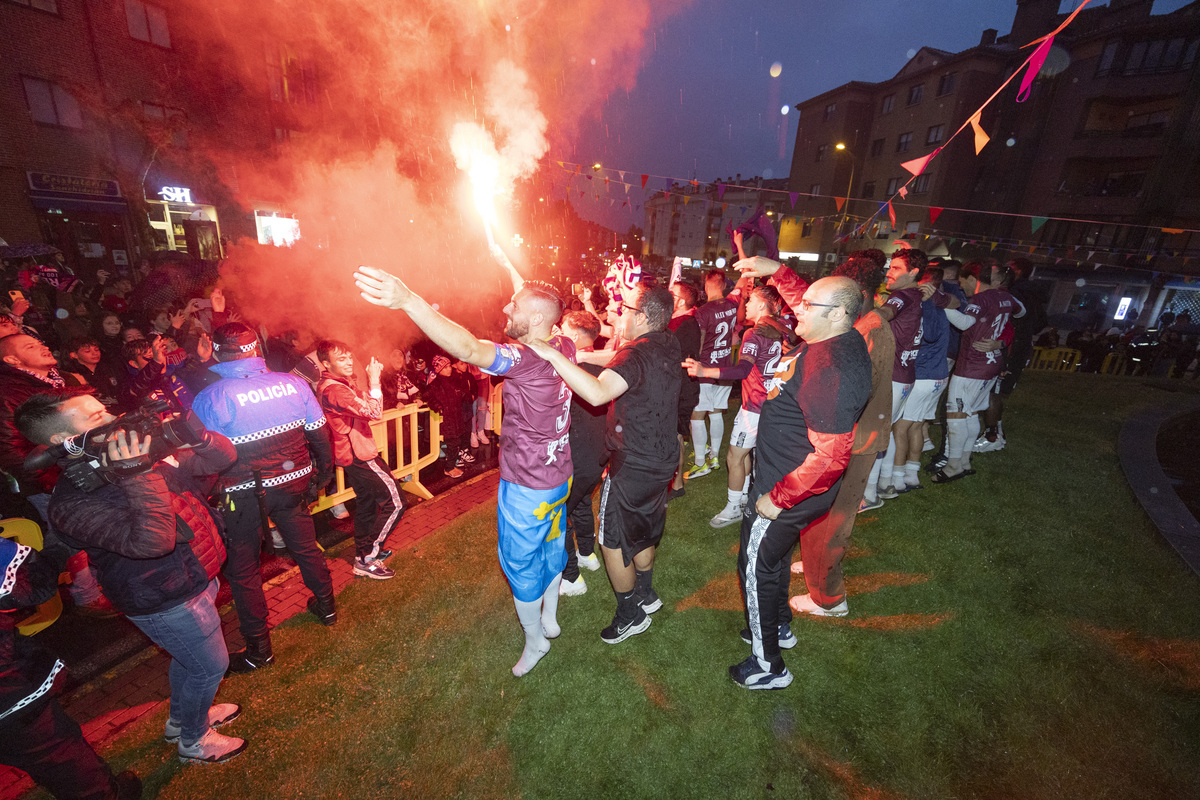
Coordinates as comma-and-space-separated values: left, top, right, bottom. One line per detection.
44, 371, 1200, 799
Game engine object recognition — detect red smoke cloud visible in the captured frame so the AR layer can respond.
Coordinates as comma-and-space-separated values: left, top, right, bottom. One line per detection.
167, 0, 692, 356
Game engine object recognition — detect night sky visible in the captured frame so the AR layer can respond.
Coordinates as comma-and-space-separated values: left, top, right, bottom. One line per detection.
562, 0, 1191, 232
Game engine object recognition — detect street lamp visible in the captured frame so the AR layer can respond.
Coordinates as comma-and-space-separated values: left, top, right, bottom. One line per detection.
834, 143, 856, 264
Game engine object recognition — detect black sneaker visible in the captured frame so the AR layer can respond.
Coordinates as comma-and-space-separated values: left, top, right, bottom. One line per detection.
600, 608, 651, 644
728, 656, 793, 690
636, 587, 663, 614
458, 449, 476, 464
739, 623, 797, 649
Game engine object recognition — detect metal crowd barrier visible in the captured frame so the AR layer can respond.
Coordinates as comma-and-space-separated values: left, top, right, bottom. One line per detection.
308, 380, 502, 515
1028, 347, 1083, 372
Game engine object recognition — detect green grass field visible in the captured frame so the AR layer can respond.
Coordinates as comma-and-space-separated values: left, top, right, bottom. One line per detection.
83, 372, 1200, 799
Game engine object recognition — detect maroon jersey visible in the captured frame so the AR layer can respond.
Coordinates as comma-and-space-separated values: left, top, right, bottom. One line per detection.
883, 287, 924, 384
954, 288, 1017, 380
717, 326, 784, 414
693, 294, 740, 383
482, 336, 576, 489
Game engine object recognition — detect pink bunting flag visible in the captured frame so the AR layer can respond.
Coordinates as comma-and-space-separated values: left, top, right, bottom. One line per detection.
640, 174, 649, 189
969, 111, 990, 154
901, 148, 941, 177
898, 186, 908, 199
887, 202, 896, 229
789, 192, 799, 208
929, 207, 944, 225
717, 183, 727, 200
1017, 36, 1055, 102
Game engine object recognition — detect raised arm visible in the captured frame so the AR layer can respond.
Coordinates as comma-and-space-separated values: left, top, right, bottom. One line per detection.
355, 266, 496, 369
524, 337, 628, 407
489, 244, 525, 294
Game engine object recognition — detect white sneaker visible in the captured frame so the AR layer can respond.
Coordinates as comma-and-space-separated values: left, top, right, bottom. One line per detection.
922, 438, 935, 452
164, 703, 241, 743
178, 729, 248, 764
559, 575, 587, 596
577, 551, 601, 572
470, 432, 479, 449
330, 503, 349, 520
709, 505, 742, 528
789, 593, 848, 617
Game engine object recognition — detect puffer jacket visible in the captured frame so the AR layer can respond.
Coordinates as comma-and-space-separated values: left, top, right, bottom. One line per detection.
49, 432, 235, 617
1, 538, 66, 726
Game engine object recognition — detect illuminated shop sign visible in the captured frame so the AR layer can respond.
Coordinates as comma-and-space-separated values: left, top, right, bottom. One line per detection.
158, 186, 194, 204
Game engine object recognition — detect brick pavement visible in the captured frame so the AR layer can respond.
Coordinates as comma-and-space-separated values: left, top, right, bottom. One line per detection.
0, 469, 500, 800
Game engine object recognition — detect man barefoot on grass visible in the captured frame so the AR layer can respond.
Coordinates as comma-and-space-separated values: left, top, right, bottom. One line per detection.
355, 252, 573, 677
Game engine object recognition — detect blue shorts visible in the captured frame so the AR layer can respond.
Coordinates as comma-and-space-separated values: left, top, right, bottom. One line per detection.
496, 478, 570, 602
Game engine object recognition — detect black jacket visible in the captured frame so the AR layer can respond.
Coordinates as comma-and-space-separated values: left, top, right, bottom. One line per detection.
49, 433, 235, 616
1, 537, 67, 725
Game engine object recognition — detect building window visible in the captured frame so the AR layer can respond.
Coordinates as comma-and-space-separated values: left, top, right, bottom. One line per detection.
5, 0, 58, 12
907, 84, 924, 105
905, 221, 920, 235
876, 221, 892, 239
815, 144, 828, 163
142, 102, 187, 147
881, 94, 895, 114
1096, 41, 1119, 76
861, 181, 875, 199
937, 73, 957, 96
896, 132, 913, 153
810, 184, 821, 196
913, 173, 931, 193
926, 124, 945, 145
21, 76, 83, 128
801, 221, 813, 238
1123, 36, 1199, 75
870, 138, 884, 157
886, 177, 901, 195
823, 103, 836, 121
125, 0, 171, 48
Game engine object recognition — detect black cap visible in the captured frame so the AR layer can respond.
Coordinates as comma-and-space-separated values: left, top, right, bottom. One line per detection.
212, 322, 258, 354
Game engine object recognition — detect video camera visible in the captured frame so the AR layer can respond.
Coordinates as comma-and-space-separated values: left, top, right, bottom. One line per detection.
25, 399, 209, 492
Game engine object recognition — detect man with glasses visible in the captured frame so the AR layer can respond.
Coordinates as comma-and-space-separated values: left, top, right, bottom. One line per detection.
524, 285, 681, 645
355, 255, 575, 678
726, 258, 871, 690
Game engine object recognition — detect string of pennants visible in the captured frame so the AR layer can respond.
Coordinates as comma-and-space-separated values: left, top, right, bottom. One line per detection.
546, 165, 1199, 250
548, 0, 1197, 258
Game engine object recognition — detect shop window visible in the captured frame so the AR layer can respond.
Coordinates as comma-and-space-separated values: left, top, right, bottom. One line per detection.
21, 76, 83, 128
880, 94, 895, 114
5, 0, 58, 12
896, 132, 913, 153
125, 0, 171, 48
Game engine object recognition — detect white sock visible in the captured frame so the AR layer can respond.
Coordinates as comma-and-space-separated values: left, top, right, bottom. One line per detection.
541, 575, 562, 639
892, 466, 906, 487
879, 433, 897, 490
867, 453, 885, 492
512, 597, 551, 677
905, 461, 921, 486
689, 419, 707, 466
726, 488, 743, 510
707, 412, 724, 460
946, 417, 969, 460
742, 474, 750, 492
962, 415, 980, 471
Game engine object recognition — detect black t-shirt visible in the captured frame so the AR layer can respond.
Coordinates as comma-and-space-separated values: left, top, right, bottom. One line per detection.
606, 330, 682, 465
569, 359, 608, 469
668, 312, 702, 414
755, 330, 871, 498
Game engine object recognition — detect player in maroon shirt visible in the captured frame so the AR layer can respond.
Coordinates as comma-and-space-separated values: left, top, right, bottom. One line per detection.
686, 269, 747, 479
685, 285, 795, 527
934, 261, 1021, 482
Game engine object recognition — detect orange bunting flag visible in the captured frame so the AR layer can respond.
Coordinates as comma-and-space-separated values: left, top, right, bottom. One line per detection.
887, 202, 896, 229
929, 207, 944, 225
1163, 228, 1185, 234
969, 111, 990, 154
690, 180, 699, 187
683, 196, 690, 206
1024, 0, 1095, 47
640, 174, 649, 189
835, 197, 846, 212
901, 148, 941, 177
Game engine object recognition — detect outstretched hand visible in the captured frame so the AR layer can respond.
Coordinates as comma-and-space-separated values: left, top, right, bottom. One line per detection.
365, 355, 384, 385
521, 335, 554, 360
354, 266, 412, 310
682, 357, 705, 378
734, 255, 781, 279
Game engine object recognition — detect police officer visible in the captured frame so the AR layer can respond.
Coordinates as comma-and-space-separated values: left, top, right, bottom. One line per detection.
193, 323, 337, 673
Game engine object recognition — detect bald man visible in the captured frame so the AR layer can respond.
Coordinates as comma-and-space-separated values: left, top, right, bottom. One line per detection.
725, 262, 872, 690
355, 252, 575, 678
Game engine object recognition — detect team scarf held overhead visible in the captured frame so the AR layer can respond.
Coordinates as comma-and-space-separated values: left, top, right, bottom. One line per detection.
602, 254, 643, 306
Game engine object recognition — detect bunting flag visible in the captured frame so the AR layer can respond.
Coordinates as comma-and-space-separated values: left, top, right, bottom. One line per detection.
1017, 36, 1056, 103
670, 257, 684, 286
887, 202, 896, 229
618, 171, 626, 182
929, 207, 944, 225
969, 111, 990, 154
1031, 216, 1048, 234
690, 180, 699, 187
683, 196, 690, 205
555, 160, 563, 167
1163, 227, 1185, 234
640, 174, 649, 189
575, 164, 583, 174
901, 148, 941, 177
789, 192, 799, 209
717, 183, 727, 200
898, 186, 908, 199
624, 183, 630, 194
990, 242, 998, 251
835, 197, 846, 212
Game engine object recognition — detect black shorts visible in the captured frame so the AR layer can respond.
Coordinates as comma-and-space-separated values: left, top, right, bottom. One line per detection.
597, 451, 676, 566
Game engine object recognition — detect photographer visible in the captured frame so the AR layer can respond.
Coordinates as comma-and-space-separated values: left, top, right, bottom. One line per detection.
15, 394, 247, 765
1, 534, 141, 799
